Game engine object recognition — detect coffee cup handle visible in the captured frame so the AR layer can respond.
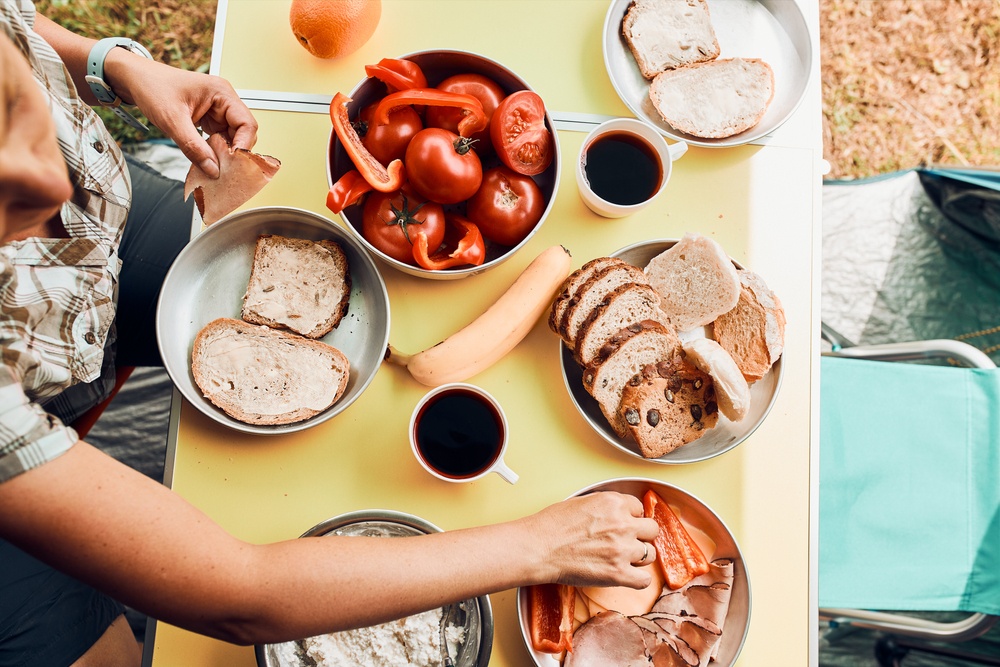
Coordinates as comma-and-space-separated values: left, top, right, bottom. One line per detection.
492, 459, 519, 485
668, 140, 688, 162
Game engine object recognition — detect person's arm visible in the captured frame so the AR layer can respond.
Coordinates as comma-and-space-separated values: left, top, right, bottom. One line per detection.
32, 14, 257, 178
0, 441, 658, 645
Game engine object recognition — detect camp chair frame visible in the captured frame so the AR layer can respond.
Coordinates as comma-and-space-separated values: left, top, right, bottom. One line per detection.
819, 331, 999, 662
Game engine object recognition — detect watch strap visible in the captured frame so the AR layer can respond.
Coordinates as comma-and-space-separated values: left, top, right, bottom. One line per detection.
85, 37, 153, 132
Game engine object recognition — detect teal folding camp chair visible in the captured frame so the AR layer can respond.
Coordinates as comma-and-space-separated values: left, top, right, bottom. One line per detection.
819, 328, 1000, 666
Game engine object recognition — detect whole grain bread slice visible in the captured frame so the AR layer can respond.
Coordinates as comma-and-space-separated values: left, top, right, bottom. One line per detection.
548, 258, 617, 343
242, 234, 351, 339
622, 0, 720, 79
192, 317, 350, 426
560, 260, 648, 347
649, 58, 775, 139
574, 283, 667, 366
712, 269, 785, 382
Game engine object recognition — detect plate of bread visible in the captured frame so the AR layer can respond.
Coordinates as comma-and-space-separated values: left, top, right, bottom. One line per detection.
549, 234, 783, 463
156, 206, 390, 435
603, 0, 813, 147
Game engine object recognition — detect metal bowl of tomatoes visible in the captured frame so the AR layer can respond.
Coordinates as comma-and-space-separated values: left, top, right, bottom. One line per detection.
327, 49, 561, 280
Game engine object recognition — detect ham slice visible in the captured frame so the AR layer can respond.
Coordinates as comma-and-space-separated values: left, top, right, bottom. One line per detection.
563, 611, 649, 667
183, 133, 281, 225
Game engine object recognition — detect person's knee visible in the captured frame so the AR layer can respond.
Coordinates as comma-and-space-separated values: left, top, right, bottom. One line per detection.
70, 614, 141, 667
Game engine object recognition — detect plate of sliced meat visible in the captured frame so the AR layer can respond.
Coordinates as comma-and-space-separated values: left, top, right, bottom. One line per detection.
517, 478, 750, 666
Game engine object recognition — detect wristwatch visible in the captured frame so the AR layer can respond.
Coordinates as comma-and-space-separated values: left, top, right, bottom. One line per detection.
85, 37, 153, 132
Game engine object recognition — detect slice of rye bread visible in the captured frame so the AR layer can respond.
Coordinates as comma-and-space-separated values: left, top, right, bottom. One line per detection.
712, 269, 785, 382
582, 320, 682, 437
622, 0, 720, 80
618, 356, 719, 457
559, 261, 649, 348
192, 317, 350, 426
242, 234, 351, 339
549, 257, 619, 343
644, 233, 740, 333
649, 57, 775, 139
574, 283, 667, 366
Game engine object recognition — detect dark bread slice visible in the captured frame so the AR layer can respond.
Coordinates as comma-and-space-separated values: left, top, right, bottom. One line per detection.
559, 260, 648, 348
574, 283, 666, 366
618, 356, 719, 458
582, 320, 681, 437
192, 317, 350, 426
549, 258, 617, 343
712, 269, 785, 383
242, 234, 351, 339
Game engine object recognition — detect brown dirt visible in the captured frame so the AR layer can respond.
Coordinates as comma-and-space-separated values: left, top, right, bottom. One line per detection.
821, 0, 1000, 180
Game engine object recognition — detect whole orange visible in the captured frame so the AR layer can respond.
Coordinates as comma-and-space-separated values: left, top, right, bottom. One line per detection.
289, 0, 381, 60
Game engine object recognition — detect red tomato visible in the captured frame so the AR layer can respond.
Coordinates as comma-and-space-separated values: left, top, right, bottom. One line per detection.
361, 189, 446, 265
491, 91, 554, 176
425, 73, 506, 155
358, 103, 422, 166
404, 128, 483, 205
466, 166, 545, 246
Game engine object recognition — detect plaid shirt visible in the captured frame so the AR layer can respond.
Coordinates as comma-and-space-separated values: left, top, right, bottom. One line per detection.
0, 0, 130, 483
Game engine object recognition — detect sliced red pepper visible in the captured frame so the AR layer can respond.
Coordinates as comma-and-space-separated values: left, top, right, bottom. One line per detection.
528, 583, 575, 654
643, 489, 710, 590
330, 92, 404, 193
411, 214, 486, 270
373, 89, 488, 138
326, 169, 373, 214
364, 57, 428, 92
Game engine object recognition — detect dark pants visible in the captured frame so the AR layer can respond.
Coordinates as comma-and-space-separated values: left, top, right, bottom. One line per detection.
0, 152, 194, 666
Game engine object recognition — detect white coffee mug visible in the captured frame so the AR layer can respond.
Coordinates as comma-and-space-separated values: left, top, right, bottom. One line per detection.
576, 117, 688, 218
409, 383, 518, 485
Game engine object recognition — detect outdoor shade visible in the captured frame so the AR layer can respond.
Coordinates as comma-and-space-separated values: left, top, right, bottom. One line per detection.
819, 355, 1000, 615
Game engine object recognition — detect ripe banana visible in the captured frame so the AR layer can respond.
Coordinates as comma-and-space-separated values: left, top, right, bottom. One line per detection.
385, 244, 573, 386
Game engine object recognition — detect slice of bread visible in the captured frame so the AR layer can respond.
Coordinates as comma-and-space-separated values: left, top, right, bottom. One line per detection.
192, 317, 350, 426
549, 258, 616, 344
622, 0, 721, 80
713, 269, 785, 382
618, 357, 719, 458
682, 337, 750, 422
242, 235, 351, 339
574, 283, 667, 366
644, 233, 740, 333
649, 58, 775, 139
582, 320, 682, 437
560, 261, 648, 348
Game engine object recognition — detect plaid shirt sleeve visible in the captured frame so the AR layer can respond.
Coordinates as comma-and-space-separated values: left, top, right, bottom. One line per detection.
0, 365, 77, 484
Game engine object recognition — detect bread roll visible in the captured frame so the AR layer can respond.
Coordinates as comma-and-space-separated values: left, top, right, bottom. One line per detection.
713, 269, 785, 382
682, 337, 750, 422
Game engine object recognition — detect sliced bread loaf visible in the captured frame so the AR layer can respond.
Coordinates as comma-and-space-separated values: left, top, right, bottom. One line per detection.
618, 356, 719, 458
582, 320, 681, 437
559, 260, 648, 348
549, 258, 616, 343
574, 283, 666, 366
242, 234, 351, 339
649, 58, 775, 139
682, 337, 750, 421
713, 269, 785, 382
192, 317, 350, 425
622, 0, 720, 79
644, 233, 740, 332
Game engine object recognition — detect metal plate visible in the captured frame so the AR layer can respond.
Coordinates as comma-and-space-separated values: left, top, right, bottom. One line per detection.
603, 0, 813, 147
155, 207, 390, 435
561, 239, 783, 464
255, 510, 493, 667
517, 478, 751, 666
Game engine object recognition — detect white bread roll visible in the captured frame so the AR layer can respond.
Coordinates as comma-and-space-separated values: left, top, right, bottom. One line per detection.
682, 337, 750, 422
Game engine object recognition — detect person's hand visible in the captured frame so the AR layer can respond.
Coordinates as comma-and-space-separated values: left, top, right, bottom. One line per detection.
524, 492, 660, 590
105, 54, 258, 179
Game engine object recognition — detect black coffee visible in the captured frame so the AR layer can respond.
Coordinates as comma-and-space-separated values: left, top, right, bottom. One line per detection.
414, 389, 503, 479
584, 131, 663, 206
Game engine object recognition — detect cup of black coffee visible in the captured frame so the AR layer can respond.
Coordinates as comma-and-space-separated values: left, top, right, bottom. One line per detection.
409, 383, 517, 484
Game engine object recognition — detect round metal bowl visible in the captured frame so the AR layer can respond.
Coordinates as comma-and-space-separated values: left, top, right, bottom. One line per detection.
327, 49, 561, 280
155, 207, 390, 435
561, 238, 783, 464
255, 510, 494, 667
516, 477, 751, 666
602, 0, 813, 148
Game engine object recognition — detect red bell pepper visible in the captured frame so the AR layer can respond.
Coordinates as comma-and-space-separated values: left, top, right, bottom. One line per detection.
364, 57, 428, 92
411, 214, 486, 270
528, 583, 575, 654
329, 92, 405, 193
643, 489, 710, 590
373, 89, 488, 138
326, 169, 373, 214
